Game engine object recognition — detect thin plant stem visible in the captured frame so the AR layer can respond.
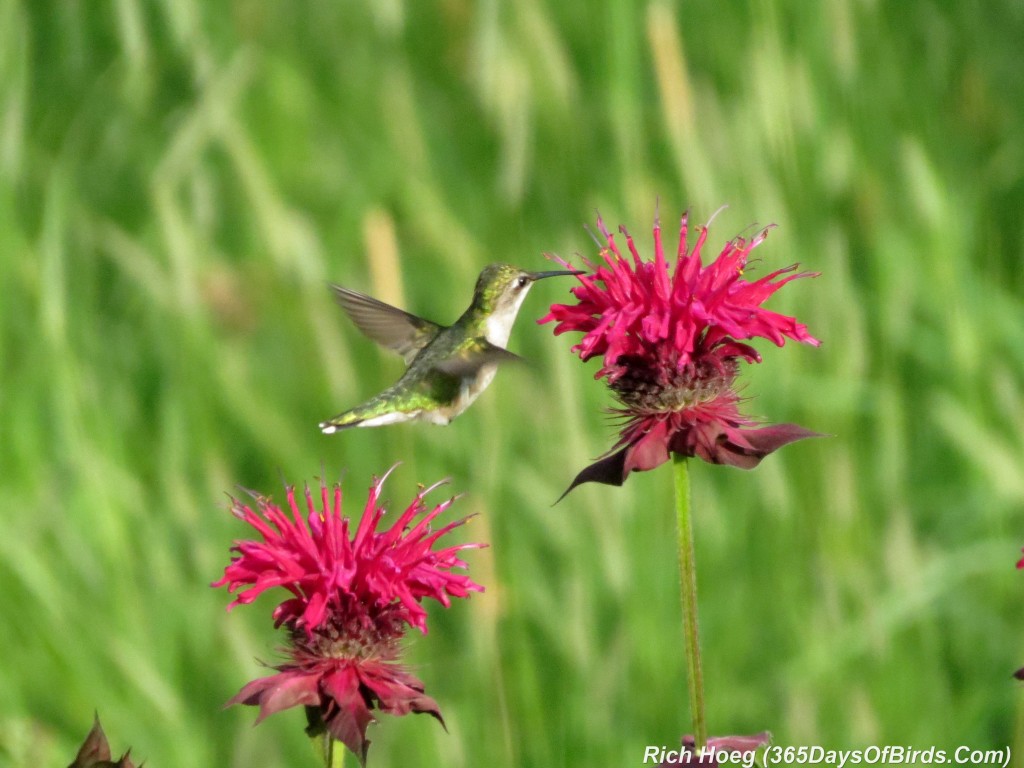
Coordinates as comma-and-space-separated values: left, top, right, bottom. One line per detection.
673, 454, 707, 751
311, 733, 347, 768
327, 736, 347, 768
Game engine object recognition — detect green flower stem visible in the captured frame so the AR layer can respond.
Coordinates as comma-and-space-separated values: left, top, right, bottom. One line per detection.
673, 454, 707, 751
329, 737, 347, 768
312, 734, 347, 768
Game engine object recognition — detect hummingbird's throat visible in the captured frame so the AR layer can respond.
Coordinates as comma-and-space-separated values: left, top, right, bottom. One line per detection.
611, 357, 737, 414
485, 289, 531, 347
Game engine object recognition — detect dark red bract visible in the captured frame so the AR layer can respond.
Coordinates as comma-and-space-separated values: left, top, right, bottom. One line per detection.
68, 715, 137, 768
227, 633, 444, 765
541, 209, 821, 494
214, 468, 484, 764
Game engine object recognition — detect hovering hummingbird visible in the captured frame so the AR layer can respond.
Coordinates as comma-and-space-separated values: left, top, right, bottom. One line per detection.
319, 263, 581, 433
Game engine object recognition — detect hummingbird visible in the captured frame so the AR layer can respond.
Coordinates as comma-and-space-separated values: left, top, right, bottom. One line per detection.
319, 263, 581, 433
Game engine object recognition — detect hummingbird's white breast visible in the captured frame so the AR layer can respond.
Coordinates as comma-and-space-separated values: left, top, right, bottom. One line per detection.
484, 287, 531, 347
440, 286, 532, 423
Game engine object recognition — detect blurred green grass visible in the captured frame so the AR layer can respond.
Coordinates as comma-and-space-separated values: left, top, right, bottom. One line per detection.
2, 0, 1024, 765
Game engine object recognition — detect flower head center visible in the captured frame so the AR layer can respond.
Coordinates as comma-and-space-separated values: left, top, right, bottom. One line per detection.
293, 606, 404, 662
611, 355, 738, 415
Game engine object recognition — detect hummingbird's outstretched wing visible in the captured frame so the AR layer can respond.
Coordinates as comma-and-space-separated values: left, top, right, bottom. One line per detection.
330, 284, 443, 364
433, 339, 524, 378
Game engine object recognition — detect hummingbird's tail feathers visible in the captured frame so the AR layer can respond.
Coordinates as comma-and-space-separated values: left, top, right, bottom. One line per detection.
318, 412, 368, 434
319, 395, 422, 434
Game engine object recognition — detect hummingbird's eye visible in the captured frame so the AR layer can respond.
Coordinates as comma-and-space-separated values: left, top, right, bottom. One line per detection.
516, 276, 528, 289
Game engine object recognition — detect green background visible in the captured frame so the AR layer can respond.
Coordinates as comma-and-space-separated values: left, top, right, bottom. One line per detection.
2, 1, 1023, 765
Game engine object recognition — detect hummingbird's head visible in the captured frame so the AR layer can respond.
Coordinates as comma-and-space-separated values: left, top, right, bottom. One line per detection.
472, 263, 582, 345
473, 263, 581, 312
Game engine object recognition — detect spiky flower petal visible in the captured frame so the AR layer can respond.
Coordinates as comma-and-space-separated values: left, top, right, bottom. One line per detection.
541, 209, 820, 493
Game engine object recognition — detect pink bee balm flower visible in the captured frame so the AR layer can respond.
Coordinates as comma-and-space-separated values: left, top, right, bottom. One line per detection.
1015, 550, 1024, 680
213, 468, 485, 764
658, 732, 771, 766
541, 209, 821, 494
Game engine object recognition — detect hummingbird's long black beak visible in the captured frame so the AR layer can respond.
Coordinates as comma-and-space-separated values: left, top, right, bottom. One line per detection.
527, 269, 585, 281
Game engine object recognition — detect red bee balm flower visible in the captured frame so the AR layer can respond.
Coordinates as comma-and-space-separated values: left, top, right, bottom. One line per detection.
213, 469, 484, 764
1015, 550, 1024, 680
658, 731, 771, 766
541, 209, 821, 494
